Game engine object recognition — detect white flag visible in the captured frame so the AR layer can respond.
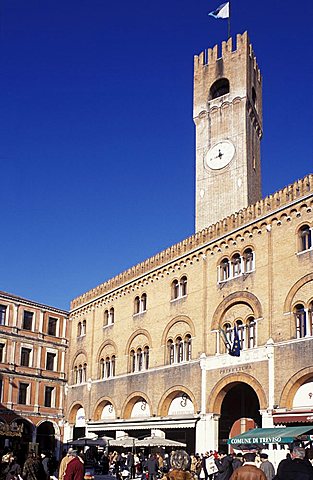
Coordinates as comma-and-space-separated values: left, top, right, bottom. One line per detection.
208, 2, 229, 19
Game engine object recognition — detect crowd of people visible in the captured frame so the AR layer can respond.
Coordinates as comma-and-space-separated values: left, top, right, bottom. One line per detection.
1, 444, 313, 480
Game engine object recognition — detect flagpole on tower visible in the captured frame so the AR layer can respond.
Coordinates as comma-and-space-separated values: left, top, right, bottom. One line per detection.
208, 2, 231, 37
228, 1, 231, 39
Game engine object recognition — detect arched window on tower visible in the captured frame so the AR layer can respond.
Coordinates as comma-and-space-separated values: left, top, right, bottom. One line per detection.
184, 334, 192, 361
247, 317, 256, 348
299, 225, 312, 252
78, 364, 83, 383
181, 276, 187, 297
134, 294, 147, 314
141, 294, 147, 312
134, 297, 140, 314
172, 280, 179, 299
130, 349, 136, 373
100, 358, 105, 379
236, 320, 245, 349
171, 276, 188, 300
111, 355, 116, 376
74, 366, 78, 384
294, 304, 307, 338
176, 337, 184, 363
82, 363, 87, 382
210, 78, 230, 100
144, 346, 149, 370
167, 339, 174, 365
243, 248, 254, 273
137, 348, 143, 371
219, 258, 230, 282
77, 322, 82, 337
231, 253, 242, 277
105, 357, 110, 378
222, 323, 232, 353
82, 320, 86, 336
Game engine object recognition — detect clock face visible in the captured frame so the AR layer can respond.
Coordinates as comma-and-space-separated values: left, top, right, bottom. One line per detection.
205, 140, 235, 170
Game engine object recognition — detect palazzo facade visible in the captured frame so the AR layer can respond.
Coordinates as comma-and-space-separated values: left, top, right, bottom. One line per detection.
0, 291, 68, 459
64, 31, 313, 452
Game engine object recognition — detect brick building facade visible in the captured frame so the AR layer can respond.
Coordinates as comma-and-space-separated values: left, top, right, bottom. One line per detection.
0, 291, 68, 459
64, 32, 313, 454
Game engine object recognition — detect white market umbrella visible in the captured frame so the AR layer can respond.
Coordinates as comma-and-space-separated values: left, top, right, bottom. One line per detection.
136, 436, 186, 448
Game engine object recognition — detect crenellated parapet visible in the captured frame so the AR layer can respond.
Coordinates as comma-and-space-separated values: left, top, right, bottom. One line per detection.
194, 32, 261, 82
71, 174, 313, 309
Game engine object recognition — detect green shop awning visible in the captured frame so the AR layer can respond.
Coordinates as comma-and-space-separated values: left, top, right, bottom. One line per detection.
228, 426, 313, 446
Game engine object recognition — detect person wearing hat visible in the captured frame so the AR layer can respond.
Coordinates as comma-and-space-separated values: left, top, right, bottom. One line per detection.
259, 454, 275, 480
274, 446, 313, 480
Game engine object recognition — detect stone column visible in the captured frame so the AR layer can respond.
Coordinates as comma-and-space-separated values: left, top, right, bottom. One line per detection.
266, 338, 275, 410
196, 413, 220, 453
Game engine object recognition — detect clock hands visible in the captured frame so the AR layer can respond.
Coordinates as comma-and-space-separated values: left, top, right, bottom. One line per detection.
215, 149, 224, 160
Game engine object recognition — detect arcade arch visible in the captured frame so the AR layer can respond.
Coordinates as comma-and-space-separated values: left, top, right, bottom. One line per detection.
122, 393, 152, 419
280, 367, 313, 409
158, 387, 197, 417
94, 398, 117, 421
208, 374, 267, 413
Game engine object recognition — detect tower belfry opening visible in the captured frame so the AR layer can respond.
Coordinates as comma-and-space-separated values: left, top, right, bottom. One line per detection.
193, 32, 263, 232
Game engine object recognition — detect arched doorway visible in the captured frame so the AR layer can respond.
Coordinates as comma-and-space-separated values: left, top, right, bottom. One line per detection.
10, 419, 34, 465
219, 383, 261, 448
36, 421, 56, 453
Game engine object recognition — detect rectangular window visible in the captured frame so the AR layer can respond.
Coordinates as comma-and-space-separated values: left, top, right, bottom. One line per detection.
21, 347, 32, 367
46, 352, 56, 371
0, 343, 5, 363
18, 382, 29, 404
44, 386, 55, 407
23, 311, 33, 330
0, 305, 7, 326
48, 317, 57, 336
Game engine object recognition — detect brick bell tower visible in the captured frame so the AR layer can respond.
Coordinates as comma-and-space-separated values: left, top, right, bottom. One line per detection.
194, 32, 263, 232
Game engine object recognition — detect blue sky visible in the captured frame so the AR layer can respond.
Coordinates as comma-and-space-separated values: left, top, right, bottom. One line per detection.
0, 0, 312, 310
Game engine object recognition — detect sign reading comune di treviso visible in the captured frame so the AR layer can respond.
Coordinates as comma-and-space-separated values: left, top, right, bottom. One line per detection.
228, 426, 313, 446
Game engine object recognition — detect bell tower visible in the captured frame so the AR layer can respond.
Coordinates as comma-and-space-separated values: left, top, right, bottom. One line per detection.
194, 32, 263, 232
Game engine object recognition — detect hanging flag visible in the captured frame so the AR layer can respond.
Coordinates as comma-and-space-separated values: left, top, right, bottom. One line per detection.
208, 2, 230, 19
219, 329, 231, 351
229, 326, 241, 357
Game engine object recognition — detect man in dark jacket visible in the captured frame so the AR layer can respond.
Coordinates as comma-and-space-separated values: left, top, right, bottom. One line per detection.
232, 453, 243, 472
214, 452, 233, 480
274, 446, 313, 480
147, 454, 158, 480
259, 453, 275, 480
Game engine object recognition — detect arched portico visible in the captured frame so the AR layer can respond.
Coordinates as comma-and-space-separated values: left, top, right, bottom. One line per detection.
208, 373, 267, 413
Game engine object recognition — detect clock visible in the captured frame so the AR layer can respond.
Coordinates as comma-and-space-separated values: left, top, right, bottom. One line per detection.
205, 140, 235, 170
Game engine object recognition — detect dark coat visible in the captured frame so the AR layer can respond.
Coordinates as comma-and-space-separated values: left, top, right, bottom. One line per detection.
274, 457, 313, 480
232, 459, 243, 472
23, 456, 46, 480
147, 457, 158, 475
214, 455, 233, 480
259, 460, 275, 480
